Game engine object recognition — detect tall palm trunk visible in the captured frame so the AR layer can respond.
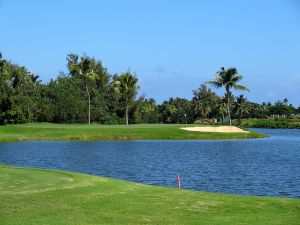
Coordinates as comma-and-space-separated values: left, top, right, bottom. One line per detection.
86, 85, 91, 124
226, 87, 232, 126
125, 105, 129, 125
125, 96, 129, 125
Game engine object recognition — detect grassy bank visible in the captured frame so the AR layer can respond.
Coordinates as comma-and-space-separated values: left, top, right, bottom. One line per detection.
0, 123, 266, 142
0, 166, 299, 225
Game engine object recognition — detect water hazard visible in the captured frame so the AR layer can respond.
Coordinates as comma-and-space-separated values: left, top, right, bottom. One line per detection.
0, 129, 299, 198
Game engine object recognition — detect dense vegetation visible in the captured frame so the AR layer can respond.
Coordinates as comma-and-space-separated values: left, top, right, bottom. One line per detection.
0, 53, 299, 125
234, 118, 300, 129
1, 166, 299, 225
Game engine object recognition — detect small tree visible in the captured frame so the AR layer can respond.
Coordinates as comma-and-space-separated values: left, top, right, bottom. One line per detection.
68, 57, 96, 124
67, 54, 108, 124
113, 72, 139, 125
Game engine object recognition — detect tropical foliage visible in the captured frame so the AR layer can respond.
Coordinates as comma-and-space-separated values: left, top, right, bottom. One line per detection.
0, 53, 299, 125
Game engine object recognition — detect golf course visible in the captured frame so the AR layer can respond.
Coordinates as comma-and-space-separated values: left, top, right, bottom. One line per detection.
1, 1, 300, 224
1, 165, 299, 225
1, 124, 300, 225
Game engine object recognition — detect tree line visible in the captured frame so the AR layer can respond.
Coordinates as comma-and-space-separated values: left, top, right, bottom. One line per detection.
0, 53, 299, 125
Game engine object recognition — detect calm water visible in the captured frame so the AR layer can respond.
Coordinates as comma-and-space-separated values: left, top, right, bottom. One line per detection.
0, 129, 299, 198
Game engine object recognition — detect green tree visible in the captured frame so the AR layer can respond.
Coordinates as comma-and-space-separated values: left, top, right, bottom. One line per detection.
0, 53, 5, 74
234, 95, 251, 119
192, 84, 220, 119
113, 72, 139, 125
159, 98, 192, 124
206, 67, 249, 125
67, 54, 109, 124
137, 98, 160, 123
0, 57, 41, 124
269, 99, 296, 118
194, 102, 211, 119
248, 102, 269, 119
48, 75, 87, 123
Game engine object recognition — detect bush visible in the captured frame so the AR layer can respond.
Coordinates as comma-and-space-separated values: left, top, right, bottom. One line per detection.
234, 118, 300, 129
194, 118, 218, 125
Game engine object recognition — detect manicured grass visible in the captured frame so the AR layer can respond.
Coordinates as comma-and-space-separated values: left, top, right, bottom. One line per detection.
0, 166, 299, 225
0, 123, 266, 142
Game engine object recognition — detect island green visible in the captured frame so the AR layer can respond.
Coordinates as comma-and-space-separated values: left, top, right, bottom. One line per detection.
0, 123, 266, 142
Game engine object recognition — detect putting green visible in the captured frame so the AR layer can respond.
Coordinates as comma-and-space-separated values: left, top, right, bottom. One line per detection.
0, 167, 76, 194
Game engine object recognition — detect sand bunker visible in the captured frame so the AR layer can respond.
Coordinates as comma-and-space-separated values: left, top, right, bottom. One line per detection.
181, 126, 249, 133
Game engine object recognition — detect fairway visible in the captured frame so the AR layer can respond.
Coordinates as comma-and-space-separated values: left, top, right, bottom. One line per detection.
0, 123, 266, 142
0, 166, 299, 225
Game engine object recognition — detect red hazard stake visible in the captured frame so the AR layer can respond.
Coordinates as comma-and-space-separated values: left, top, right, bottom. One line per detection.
177, 175, 181, 191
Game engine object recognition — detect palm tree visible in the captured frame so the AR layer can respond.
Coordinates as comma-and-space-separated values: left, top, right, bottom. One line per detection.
217, 97, 227, 123
113, 72, 139, 125
67, 56, 96, 124
195, 102, 211, 119
206, 67, 249, 125
235, 95, 250, 120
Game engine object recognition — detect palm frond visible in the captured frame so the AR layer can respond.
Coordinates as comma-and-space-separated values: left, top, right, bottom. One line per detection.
233, 84, 250, 92
218, 67, 225, 74
227, 67, 238, 75
231, 75, 243, 83
205, 80, 222, 88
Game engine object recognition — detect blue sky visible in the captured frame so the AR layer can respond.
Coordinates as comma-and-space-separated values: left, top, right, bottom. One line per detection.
1, 0, 299, 106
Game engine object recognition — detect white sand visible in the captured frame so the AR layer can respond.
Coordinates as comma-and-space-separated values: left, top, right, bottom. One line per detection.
181, 126, 249, 133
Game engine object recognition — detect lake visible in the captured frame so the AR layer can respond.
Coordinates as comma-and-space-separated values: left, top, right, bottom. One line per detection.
0, 128, 299, 198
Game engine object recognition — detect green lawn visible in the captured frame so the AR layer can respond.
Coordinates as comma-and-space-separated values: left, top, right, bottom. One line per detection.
0, 166, 299, 225
0, 123, 266, 142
